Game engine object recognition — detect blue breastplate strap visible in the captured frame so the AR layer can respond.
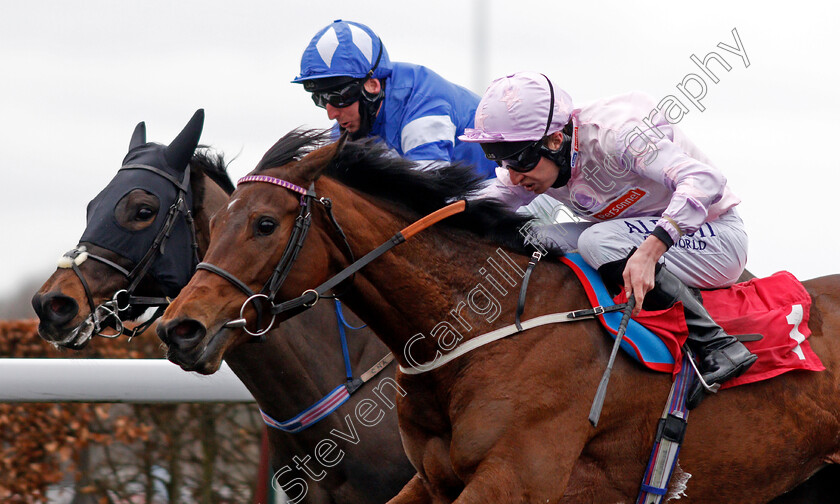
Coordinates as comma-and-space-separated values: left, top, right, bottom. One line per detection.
259, 300, 391, 433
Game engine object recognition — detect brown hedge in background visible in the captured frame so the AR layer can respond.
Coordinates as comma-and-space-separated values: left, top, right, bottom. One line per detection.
0, 320, 260, 503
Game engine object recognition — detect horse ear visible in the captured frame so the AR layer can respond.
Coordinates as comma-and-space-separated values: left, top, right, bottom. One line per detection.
305, 130, 349, 182
129, 122, 146, 151
334, 129, 349, 156
165, 109, 204, 172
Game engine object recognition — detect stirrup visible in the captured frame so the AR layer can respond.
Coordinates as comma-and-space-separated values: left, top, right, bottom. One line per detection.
683, 346, 720, 394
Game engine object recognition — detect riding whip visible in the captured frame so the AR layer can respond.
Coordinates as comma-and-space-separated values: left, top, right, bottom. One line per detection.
589, 293, 635, 427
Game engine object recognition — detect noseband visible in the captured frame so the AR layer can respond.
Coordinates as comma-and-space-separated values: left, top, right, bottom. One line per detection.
58, 164, 199, 343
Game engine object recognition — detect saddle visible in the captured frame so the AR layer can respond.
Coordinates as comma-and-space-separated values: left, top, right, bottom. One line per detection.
561, 253, 825, 385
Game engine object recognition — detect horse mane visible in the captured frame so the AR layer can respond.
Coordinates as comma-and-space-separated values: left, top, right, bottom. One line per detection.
255, 129, 333, 172
191, 146, 235, 195
255, 129, 535, 252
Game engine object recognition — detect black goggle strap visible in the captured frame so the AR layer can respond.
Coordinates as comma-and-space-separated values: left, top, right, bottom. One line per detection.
541, 73, 555, 138
365, 37, 383, 79
506, 75, 555, 173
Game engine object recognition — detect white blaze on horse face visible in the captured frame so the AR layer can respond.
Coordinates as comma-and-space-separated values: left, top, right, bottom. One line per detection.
227, 198, 239, 211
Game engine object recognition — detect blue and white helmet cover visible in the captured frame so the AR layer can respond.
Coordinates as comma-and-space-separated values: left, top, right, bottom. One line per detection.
292, 20, 392, 83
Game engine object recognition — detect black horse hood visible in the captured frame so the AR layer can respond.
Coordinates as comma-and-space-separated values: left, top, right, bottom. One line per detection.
79, 110, 204, 297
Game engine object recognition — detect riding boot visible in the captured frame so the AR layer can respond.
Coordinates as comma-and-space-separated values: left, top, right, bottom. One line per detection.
642, 266, 758, 409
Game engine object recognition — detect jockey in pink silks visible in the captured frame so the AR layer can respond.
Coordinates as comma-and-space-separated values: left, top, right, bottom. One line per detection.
460, 71, 757, 408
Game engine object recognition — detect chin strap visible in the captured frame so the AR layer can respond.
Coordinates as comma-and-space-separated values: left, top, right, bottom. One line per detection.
547, 127, 574, 188
350, 80, 386, 140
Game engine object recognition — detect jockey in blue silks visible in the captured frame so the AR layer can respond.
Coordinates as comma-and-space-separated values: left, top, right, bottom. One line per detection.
292, 19, 496, 179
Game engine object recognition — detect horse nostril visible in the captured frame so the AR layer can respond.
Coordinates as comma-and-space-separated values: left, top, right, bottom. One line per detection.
31, 293, 43, 318
161, 319, 206, 347
33, 292, 79, 327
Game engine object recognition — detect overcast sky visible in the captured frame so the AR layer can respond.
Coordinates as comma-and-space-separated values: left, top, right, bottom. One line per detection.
2, 0, 838, 301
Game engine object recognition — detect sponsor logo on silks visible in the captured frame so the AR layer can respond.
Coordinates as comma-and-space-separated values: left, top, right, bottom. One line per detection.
593, 188, 647, 220
573, 126, 579, 151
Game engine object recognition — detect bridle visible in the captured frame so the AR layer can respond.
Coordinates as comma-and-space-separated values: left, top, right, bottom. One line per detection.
196, 173, 467, 338
58, 164, 199, 344
186, 172, 472, 434
195, 174, 356, 339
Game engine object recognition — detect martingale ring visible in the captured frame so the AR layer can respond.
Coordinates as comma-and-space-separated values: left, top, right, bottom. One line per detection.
302, 289, 320, 307
239, 293, 277, 337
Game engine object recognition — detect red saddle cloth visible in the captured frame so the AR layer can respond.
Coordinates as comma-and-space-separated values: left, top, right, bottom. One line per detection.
616, 271, 825, 388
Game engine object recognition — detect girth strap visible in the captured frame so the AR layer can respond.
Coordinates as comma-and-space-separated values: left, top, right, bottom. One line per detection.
636, 352, 695, 503
399, 304, 627, 375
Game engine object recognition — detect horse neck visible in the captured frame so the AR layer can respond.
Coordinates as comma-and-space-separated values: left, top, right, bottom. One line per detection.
190, 167, 229, 257
223, 302, 383, 422
319, 180, 556, 368
190, 169, 392, 427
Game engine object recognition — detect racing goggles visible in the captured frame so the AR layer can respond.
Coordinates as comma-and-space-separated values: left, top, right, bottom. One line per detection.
481, 140, 544, 173
310, 80, 365, 109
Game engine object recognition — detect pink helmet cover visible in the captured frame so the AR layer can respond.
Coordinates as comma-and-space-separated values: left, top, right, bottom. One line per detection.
460, 71, 573, 143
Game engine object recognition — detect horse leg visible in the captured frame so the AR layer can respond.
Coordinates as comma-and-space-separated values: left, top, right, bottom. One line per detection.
387, 473, 433, 504
451, 462, 527, 503
450, 440, 584, 504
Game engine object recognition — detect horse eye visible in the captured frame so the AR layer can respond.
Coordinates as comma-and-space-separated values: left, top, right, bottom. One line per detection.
136, 207, 155, 221
256, 217, 277, 236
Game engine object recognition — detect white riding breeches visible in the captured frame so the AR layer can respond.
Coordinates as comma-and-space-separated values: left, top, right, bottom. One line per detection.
529, 208, 748, 289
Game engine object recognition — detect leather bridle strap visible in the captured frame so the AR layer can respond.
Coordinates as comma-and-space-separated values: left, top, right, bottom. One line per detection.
269, 200, 468, 316
120, 166, 196, 296
196, 262, 256, 297
263, 201, 313, 298
57, 163, 199, 340
202, 172, 468, 336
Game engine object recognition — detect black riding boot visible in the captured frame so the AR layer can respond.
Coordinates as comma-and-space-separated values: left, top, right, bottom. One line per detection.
598, 258, 758, 409
642, 267, 758, 409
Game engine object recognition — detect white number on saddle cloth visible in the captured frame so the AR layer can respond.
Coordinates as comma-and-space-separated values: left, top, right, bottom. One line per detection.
785, 304, 806, 361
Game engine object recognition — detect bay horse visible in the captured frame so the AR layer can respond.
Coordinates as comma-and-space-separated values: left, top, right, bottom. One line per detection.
157, 130, 840, 503
31, 118, 413, 503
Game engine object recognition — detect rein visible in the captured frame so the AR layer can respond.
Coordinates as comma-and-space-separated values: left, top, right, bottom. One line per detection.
195, 173, 467, 432
197, 174, 467, 336
57, 164, 199, 343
